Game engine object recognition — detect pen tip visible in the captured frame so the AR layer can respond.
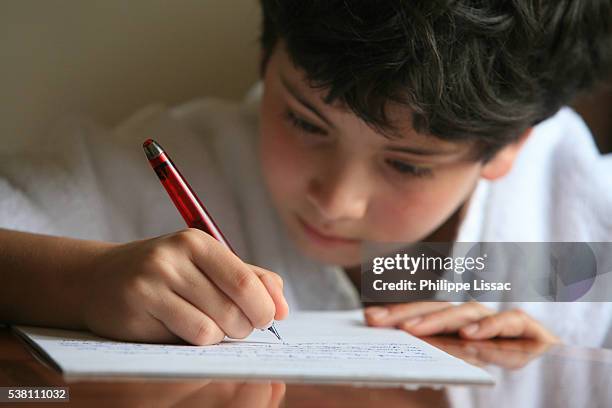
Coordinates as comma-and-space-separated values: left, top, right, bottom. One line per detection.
268, 323, 283, 342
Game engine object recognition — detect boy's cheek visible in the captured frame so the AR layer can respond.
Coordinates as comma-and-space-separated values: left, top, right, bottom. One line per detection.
259, 125, 309, 210
365, 204, 441, 242
366, 175, 475, 243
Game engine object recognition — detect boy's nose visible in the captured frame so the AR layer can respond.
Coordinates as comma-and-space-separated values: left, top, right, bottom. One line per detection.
306, 161, 369, 222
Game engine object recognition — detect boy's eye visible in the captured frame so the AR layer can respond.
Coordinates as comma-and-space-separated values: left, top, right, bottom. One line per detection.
385, 159, 432, 178
284, 110, 327, 135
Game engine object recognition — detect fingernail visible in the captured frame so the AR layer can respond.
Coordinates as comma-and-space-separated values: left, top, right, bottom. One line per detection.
463, 323, 479, 335
402, 316, 422, 328
365, 307, 388, 320
260, 319, 275, 330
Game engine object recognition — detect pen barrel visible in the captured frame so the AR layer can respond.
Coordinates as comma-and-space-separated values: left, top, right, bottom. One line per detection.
149, 154, 236, 254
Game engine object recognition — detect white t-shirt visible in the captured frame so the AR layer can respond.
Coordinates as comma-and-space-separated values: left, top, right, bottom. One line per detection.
1, 87, 611, 347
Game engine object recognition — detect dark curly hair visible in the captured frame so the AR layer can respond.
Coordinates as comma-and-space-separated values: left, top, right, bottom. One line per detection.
260, 0, 612, 160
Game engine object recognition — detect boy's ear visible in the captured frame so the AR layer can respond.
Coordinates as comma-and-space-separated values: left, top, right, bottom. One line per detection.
480, 128, 533, 180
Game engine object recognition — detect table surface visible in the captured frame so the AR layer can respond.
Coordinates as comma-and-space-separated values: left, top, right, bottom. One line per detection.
1, 327, 611, 408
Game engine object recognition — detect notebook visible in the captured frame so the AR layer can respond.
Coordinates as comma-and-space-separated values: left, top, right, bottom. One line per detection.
15, 310, 493, 385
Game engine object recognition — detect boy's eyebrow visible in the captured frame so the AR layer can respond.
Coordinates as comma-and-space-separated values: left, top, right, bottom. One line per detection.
280, 74, 334, 127
280, 74, 458, 157
385, 145, 457, 156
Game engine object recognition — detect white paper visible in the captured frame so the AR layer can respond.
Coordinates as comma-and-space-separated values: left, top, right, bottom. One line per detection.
15, 310, 493, 385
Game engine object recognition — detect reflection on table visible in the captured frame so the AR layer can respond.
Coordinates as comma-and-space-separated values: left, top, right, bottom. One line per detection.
1, 328, 611, 407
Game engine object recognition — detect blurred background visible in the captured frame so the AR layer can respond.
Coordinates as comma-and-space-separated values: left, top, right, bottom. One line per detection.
0, 0, 261, 151
0, 0, 610, 153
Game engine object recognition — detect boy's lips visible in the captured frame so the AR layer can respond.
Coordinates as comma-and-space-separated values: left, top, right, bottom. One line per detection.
296, 216, 361, 246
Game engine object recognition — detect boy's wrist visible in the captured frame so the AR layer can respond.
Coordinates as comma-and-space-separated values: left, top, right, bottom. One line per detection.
0, 229, 118, 330
61, 239, 118, 330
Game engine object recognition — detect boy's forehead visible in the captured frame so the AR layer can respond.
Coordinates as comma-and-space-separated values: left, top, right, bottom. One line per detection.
273, 47, 468, 156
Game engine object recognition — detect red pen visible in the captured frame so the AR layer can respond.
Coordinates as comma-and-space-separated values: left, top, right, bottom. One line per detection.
143, 138, 282, 341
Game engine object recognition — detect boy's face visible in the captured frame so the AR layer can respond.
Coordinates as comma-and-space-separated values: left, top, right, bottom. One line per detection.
258, 46, 493, 267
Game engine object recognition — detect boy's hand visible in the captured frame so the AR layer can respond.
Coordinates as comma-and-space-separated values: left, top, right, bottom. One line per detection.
364, 302, 559, 343
423, 336, 552, 370
81, 228, 289, 345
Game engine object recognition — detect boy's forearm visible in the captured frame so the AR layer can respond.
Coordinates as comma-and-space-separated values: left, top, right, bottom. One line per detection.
0, 228, 113, 329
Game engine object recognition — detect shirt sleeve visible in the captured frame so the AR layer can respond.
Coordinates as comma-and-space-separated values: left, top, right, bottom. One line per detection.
0, 115, 124, 240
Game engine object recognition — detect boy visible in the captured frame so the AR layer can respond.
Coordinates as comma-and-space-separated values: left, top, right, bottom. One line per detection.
1, 1, 611, 347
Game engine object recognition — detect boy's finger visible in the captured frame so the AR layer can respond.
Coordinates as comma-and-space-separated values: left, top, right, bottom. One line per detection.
364, 302, 452, 326
122, 312, 183, 345
185, 232, 276, 330
250, 265, 289, 320
149, 291, 225, 345
172, 262, 253, 339
398, 302, 494, 336
459, 309, 559, 343
458, 310, 522, 340
249, 264, 284, 289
